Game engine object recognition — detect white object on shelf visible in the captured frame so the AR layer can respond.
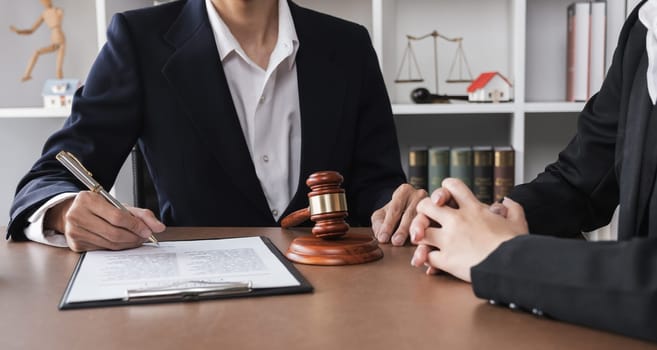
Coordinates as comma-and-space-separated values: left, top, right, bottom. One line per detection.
42, 79, 81, 109
467, 72, 513, 103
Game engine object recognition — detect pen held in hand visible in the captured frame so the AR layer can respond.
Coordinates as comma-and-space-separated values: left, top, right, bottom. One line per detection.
55, 150, 160, 246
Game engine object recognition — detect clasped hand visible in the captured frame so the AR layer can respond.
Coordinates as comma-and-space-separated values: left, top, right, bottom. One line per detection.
409, 178, 528, 282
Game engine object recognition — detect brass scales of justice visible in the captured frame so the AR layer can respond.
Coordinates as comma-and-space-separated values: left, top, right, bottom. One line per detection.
395, 30, 474, 103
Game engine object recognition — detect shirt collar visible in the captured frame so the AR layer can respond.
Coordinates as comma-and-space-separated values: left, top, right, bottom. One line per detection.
277, 0, 300, 70
205, 0, 299, 70
640, 0, 657, 104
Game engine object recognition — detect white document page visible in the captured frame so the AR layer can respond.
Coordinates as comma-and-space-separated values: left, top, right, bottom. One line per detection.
65, 237, 300, 303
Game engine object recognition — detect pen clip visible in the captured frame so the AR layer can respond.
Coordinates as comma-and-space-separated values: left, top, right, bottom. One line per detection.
124, 280, 253, 302
59, 151, 93, 177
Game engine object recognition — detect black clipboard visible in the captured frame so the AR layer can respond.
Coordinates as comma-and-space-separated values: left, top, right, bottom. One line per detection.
59, 236, 313, 310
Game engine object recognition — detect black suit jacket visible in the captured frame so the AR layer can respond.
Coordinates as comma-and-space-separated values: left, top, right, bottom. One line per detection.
7, 0, 405, 239
472, 1, 657, 342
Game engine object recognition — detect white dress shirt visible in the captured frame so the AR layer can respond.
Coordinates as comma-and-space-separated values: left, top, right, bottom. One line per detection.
640, 0, 657, 104
24, 0, 302, 247
205, 0, 301, 221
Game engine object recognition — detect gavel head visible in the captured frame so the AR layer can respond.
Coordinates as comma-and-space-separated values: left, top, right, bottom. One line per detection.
306, 171, 349, 239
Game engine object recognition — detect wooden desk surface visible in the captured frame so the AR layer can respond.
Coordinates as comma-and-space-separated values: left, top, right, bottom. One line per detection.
1, 227, 655, 350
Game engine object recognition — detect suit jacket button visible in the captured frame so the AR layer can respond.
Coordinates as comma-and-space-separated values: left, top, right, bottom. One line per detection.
532, 308, 544, 316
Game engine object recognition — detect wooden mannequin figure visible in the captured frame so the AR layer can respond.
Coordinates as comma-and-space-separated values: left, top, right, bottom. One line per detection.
282, 171, 383, 265
10, 0, 65, 82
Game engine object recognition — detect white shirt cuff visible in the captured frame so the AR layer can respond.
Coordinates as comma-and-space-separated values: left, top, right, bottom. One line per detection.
24, 192, 78, 248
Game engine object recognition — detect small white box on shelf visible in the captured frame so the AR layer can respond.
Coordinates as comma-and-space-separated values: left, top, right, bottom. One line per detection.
42, 79, 81, 109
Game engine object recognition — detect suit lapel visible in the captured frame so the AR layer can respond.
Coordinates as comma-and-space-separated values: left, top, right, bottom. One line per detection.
161, 0, 271, 218
619, 53, 652, 239
283, 2, 347, 216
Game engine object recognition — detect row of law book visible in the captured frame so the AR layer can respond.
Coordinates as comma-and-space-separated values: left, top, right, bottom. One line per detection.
567, 0, 607, 102
408, 146, 515, 204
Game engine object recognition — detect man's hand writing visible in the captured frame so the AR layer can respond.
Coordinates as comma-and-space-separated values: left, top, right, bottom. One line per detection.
44, 191, 165, 252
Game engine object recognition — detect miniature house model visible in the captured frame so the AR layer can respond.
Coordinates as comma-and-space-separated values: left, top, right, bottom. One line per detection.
42, 79, 81, 108
467, 72, 512, 103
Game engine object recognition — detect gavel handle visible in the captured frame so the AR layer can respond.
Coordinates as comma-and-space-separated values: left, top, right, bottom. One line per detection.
281, 207, 310, 228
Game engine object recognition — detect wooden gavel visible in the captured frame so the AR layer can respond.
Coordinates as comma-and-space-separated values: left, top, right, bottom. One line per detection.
281, 171, 349, 239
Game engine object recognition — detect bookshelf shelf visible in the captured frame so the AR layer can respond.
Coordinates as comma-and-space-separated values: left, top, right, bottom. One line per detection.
0, 107, 70, 118
524, 102, 586, 114
392, 103, 517, 116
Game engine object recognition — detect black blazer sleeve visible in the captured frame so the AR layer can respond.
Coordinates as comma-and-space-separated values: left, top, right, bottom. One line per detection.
472, 235, 657, 342
471, 2, 657, 342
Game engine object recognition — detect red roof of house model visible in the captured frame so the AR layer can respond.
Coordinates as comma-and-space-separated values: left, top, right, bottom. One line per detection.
467, 72, 512, 92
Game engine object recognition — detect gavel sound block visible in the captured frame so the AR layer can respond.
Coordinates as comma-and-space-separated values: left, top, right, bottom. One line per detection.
281, 171, 383, 265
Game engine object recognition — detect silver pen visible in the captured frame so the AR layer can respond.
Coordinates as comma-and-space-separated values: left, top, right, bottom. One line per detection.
55, 150, 160, 246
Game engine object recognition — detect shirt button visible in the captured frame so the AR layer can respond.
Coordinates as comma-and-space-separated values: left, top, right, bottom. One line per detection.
488, 299, 498, 306
262, 155, 269, 162
259, 96, 265, 104
272, 209, 278, 216
508, 302, 518, 310
531, 308, 544, 317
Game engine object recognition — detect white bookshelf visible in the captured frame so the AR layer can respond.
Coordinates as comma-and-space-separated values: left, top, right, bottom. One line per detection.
298, 0, 628, 183
0, 0, 631, 184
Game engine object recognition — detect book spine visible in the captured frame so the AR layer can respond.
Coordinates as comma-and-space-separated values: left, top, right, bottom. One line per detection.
494, 147, 515, 202
473, 147, 494, 204
589, 1, 606, 96
566, 2, 590, 102
450, 147, 473, 189
408, 148, 428, 191
428, 147, 450, 194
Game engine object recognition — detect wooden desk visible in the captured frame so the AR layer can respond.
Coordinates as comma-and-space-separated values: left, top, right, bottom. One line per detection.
1, 227, 655, 350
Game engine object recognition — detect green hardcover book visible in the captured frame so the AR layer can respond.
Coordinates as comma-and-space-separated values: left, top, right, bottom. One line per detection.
494, 146, 515, 202
473, 146, 494, 204
428, 146, 450, 194
450, 147, 473, 189
408, 147, 428, 191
